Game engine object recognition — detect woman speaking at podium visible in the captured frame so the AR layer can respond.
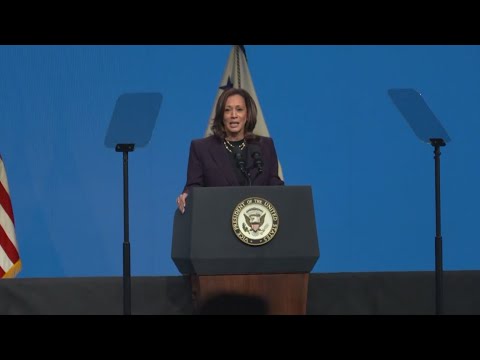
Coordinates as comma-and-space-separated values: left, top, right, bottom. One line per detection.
176, 88, 284, 214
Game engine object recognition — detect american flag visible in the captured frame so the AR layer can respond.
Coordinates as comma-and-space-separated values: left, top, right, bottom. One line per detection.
0, 155, 21, 278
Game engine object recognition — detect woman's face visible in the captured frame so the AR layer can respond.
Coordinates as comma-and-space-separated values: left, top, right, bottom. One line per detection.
223, 94, 247, 139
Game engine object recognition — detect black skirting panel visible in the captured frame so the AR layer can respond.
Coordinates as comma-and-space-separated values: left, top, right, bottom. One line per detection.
1, 271, 479, 315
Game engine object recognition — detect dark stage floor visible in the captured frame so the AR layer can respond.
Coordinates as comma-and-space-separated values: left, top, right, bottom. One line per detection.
1, 271, 478, 315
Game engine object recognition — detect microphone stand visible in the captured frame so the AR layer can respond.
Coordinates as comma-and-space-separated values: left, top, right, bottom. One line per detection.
234, 151, 251, 186
241, 166, 252, 186
251, 152, 263, 183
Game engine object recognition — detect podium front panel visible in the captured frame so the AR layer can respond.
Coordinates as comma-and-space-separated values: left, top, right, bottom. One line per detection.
172, 186, 319, 275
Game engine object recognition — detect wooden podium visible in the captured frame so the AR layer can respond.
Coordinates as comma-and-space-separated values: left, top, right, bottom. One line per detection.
172, 186, 319, 315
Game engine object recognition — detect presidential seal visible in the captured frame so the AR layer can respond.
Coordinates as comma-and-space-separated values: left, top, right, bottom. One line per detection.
231, 197, 279, 246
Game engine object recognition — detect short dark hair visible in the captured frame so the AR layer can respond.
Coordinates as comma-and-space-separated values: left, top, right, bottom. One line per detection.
210, 88, 258, 139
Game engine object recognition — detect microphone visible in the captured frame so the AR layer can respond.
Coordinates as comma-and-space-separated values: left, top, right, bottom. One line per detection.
251, 151, 264, 174
249, 145, 264, 174
234, 151, 247, 172
233, 148, 251, 186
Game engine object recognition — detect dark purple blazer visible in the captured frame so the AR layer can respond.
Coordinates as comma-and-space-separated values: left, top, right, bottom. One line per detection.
183, 135, 284, 193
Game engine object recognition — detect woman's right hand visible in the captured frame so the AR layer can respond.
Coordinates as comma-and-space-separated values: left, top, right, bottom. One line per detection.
176, 192, 188, 214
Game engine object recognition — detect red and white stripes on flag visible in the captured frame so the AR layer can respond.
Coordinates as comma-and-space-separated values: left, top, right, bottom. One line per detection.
205, 45, 283, 180
0, 155, 21, 278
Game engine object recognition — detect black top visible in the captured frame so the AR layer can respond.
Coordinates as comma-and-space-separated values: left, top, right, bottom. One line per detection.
224, 139, 249, 186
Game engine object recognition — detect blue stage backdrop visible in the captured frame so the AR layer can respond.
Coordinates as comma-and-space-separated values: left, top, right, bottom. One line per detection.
0, 45, 478, 277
